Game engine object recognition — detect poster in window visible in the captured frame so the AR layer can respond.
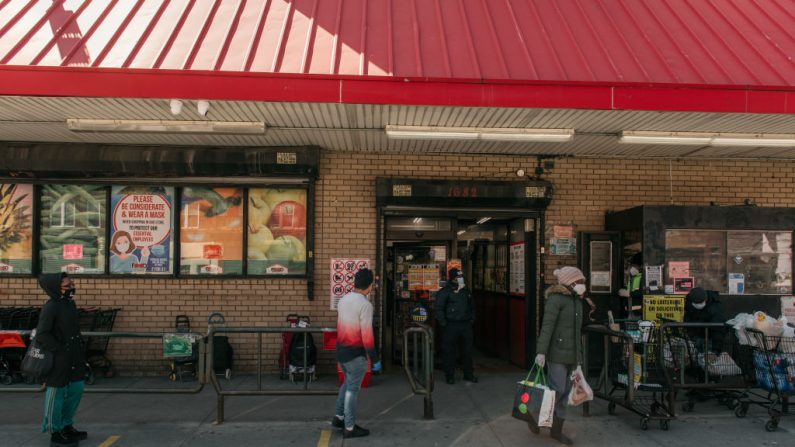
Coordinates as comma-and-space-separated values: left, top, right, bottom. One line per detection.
179, 187, 243, 275
247, 188, 307, 275
110, 186, 174, 274
0, 184, 33, 274
40, 184, 106, 274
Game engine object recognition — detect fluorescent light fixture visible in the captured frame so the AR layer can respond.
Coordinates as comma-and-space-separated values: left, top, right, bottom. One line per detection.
620, 131, 795, 147
711, 136, 795, 147
412, 217, 422, 224
385, 125, 573, 142
67, 119, 266, 135
457, 230, 466, 236
619, 131, 712, 146
476, 217, 491, 224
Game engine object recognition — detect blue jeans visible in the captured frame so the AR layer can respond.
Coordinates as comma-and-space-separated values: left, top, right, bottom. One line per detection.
547, 362, 574, 419
335, 356, 368, 430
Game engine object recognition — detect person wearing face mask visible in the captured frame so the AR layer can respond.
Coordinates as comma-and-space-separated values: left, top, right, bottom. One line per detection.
533, 266, 586, 445
617, 253, 644, 318
684, 288, 726, 354
435, 268, 477, 385
35, 273, 87, 446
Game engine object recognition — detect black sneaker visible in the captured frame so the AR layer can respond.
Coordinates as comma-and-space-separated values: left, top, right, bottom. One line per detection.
50, 430, 78, 447
64, 425, 87, 441
342, 425, 370, 438
331, 416, 344, 429
463, 375, 479, 383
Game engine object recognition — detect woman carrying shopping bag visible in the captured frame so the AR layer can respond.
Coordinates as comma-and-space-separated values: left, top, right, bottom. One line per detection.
533, 266, 587, 445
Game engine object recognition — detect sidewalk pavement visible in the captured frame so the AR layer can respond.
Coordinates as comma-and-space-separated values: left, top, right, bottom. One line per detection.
0, 369, 791, 447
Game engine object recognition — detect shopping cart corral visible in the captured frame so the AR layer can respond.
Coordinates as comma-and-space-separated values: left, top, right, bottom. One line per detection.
735, 329, 794, 432
660, 322, 756, 414
583, 324, 675, 431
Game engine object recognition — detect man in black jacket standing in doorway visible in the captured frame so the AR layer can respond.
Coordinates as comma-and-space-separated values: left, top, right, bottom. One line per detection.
436, 268, 478, 384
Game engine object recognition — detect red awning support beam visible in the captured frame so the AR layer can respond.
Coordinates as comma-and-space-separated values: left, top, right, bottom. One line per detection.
1, 65, 794, 115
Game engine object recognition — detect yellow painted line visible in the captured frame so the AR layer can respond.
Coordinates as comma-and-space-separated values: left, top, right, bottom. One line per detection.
317, 429, 332, 447
97, 435, 121, 447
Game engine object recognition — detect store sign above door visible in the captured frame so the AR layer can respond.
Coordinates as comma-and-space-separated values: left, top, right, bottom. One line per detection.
376, 178, 553, 208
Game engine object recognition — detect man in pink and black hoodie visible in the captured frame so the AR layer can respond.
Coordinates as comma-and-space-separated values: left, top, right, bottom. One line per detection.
331, 268, 381, 439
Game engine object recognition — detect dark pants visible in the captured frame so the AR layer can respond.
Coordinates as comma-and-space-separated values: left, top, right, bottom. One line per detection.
443, 321, 474, 378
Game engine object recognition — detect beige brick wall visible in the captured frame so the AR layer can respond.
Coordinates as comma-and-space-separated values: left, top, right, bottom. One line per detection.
2, 152, 794, 374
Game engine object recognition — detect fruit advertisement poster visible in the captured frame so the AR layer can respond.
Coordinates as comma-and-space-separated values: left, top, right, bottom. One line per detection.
0, 184, 33, 274
180, 187, 243, 275
40, 184, 106, 274
110, 186, 174, 274
247, 188, 307, 275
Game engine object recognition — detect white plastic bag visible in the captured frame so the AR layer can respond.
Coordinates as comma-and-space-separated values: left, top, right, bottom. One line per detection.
753, 312, 784, 337
537, 387, 556, 427
697, 352, 742, 376
568, 368, 594, 406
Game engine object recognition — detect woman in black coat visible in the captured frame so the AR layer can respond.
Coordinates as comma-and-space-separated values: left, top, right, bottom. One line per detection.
35, 273, 88, 445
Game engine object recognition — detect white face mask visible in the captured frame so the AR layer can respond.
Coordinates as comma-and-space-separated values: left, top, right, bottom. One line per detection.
456, 277, 465, 287
629, 266, 639, 276
692, 302, 706, 310
573, 284, 587, 296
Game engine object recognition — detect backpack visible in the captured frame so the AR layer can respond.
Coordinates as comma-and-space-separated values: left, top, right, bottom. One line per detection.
288, 332, 317, 368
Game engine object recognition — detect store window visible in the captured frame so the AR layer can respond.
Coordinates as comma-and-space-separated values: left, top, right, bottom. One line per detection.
0, 184, 33, 274
179, 187, 244, 275
727, 231, 792, 295
40, 185, 107, 274
110, 186, 174, 275
665, 229, 793, 295
247, 188, 307, 275
665, 230, 727, 293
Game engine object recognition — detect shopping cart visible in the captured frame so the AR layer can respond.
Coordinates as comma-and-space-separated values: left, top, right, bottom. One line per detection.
734, 329, 795, 432
584, 322, 675, 430
0, 331, 30, 385
279, 314, 309, 380
0, 307, 41, 330
78, 307, 121, 384
660, 321, 756, 414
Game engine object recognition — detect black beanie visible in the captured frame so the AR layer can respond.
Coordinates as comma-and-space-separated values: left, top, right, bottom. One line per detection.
354, 268, 374, 289
449, 268, 461, 281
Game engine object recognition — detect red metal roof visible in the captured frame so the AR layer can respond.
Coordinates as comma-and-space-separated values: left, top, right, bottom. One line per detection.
1, 0, 795, 113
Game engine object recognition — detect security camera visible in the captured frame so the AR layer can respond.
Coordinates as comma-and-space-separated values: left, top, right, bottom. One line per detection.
169, 99, 183, 115
197, 100, 210, 117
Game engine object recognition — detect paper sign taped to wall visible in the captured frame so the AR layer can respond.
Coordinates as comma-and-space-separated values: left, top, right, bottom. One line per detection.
643, 295, 685, 324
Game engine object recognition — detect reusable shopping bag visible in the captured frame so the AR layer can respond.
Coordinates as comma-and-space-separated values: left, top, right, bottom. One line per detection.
20, 332, 53, 378
512, 364, 556, 427
568, 368, 594, 406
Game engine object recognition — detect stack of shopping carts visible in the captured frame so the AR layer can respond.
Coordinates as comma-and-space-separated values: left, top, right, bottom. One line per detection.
78, 307, 121, 384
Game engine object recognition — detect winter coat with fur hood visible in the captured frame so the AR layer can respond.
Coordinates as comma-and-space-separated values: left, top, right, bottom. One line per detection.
34, 273, 86, 387
536, 284, 584, 366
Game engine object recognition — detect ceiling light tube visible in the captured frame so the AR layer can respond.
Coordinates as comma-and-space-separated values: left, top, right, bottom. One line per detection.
67, 119, 266, 135
385, 125, 573, 142
710, 137, 795, 147
476, 217, 491, 224
619, 131, 712, 146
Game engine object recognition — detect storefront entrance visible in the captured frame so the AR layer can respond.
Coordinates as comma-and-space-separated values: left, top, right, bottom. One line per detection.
376, 178, 550, 371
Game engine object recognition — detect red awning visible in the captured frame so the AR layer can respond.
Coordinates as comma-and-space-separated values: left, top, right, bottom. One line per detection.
1, 0, 795, 113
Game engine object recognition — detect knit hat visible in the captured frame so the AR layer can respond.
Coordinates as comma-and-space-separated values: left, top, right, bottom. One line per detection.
554, 266, 585, 287
688, 287, 707, 304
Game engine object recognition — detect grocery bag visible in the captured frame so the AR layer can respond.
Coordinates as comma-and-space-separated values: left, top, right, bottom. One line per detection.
568, 368, 594, 406
21, 335, 53, 379
512, 364, 556, 427
538, 387, 556, 427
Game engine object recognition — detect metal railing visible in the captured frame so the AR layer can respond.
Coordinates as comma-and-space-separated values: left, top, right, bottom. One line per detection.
581, 324, 636, 416
207, 326, 338, 424
1, 330, 206, 394
402, 324, 434, 419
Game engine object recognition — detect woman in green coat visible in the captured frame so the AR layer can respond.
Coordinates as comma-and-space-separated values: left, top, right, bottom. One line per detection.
532, 266, 587, 445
